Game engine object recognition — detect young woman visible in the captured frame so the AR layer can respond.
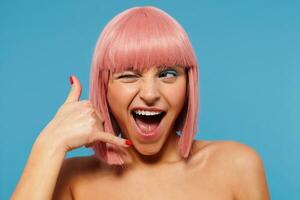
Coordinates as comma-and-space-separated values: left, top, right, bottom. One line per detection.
11, 6, 270, 200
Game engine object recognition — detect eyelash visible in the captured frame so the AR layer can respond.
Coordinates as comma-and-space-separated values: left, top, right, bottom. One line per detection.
159, 69, 178, 78
117, 69, 178, 79
117, 74, 137, 79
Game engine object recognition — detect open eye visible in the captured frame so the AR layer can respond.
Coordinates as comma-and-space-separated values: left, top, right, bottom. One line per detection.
159, 69, 178, 78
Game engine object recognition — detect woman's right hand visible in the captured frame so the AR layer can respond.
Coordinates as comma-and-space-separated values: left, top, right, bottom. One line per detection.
38, 75, 131, 153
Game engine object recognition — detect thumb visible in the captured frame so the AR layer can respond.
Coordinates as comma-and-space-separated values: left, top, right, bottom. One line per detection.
64, 75, 82, 103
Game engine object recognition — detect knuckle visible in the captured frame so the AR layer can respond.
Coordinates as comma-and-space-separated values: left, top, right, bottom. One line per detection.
89, 111, 98, 120
89, 117, 97, 125
96, 111, 104, 120
90, 111, 97, 118
99, 117, 104, 124
82, 100, 91, 107
85, 107, 94, 115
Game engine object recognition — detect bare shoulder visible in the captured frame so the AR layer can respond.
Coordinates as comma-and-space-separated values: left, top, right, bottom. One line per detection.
52, 155, 101, 200
192, 140, 270, 199
192, 140, 263, 165
209, 140, 266, 178
206, 140, 262, 164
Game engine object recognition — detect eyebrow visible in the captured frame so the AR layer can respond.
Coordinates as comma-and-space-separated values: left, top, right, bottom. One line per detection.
159, 66, 187, 73
112, 66, 136, 73
156, 65, 179, 70
112, 65, 181, 75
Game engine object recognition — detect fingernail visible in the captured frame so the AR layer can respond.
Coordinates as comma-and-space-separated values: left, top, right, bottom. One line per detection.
69, 75, 73, 85
125, 139, 133, 146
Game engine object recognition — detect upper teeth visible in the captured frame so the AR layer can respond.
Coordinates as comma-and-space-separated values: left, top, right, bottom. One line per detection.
134, 110, 162, 116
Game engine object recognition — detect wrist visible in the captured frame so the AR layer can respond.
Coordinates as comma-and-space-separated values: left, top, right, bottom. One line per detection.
35, 130, 67, 158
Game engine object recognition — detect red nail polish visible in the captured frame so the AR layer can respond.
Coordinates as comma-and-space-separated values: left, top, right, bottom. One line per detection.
69, 76, 73, 85
125, 140, 133, 146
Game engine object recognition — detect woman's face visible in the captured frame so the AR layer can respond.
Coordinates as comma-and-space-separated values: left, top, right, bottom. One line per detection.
107, 66, 187, 155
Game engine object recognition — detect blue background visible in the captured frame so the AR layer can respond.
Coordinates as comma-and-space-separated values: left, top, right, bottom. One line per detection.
1, 0, 299, 199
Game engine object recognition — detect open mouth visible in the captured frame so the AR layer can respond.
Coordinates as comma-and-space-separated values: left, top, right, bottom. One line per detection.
131, 110, 166, 134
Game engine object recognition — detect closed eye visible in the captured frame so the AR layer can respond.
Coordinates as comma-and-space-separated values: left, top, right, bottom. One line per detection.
117, 74, 138, 79
116, 73, 140, 83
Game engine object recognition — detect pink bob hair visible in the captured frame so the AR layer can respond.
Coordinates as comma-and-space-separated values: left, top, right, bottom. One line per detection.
89, 6, 199, 166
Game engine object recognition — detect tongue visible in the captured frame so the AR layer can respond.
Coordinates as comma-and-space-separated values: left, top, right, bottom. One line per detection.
135, 117, 160, 133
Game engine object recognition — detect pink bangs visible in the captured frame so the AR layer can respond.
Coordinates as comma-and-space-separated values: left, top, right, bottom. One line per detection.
89, 6, 199, 166
94, 6, 197, 72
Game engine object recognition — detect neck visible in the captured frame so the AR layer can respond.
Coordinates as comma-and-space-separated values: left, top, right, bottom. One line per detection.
123, 130, 182, 169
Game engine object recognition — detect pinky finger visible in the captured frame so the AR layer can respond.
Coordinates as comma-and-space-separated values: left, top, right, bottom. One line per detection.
87, 132, 133, 148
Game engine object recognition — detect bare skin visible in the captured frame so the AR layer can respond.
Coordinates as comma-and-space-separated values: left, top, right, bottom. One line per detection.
11, 73, 270, 200
11, 76, 132, 200
53, 139, 270, 200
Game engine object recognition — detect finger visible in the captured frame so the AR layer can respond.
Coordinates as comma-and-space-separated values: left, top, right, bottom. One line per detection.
64, 75, 82, 104
90, 131, 133, 148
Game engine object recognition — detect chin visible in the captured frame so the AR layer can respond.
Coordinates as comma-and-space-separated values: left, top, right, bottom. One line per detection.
135, 144, 161, 155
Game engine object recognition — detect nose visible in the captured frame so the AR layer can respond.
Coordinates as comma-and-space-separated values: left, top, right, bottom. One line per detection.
138, 78, 160, 106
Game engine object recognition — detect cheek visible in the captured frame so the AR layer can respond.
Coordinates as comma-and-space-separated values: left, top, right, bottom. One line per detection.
107, 84, 138, 133
160, 79, 187, 110
172, 86, 186, 109
107, 84, 137, 115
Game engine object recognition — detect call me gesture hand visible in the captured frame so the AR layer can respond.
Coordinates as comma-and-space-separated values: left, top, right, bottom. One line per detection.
11, 75, 132, 200
40, 75, 132, 153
